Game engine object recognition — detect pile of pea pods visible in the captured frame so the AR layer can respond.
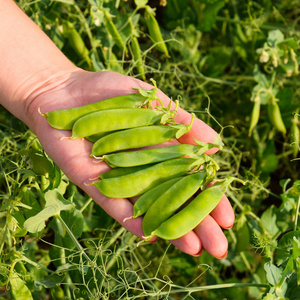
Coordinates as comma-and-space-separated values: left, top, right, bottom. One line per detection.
42, 86, 241, 241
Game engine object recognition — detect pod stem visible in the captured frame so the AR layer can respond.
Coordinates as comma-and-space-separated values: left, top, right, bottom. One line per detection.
141, 234, 155, 242
123, 216, 133, 222
193, 137, 223, 155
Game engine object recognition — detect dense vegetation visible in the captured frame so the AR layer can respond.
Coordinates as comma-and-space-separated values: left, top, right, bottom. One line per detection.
1, 0, 299, 299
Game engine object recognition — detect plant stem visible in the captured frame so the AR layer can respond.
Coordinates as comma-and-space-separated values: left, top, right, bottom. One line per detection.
56, 214, 91, 262
294, 194, 300, 231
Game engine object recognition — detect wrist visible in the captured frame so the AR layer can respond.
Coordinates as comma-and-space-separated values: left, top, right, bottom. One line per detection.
0, 0, 78, 130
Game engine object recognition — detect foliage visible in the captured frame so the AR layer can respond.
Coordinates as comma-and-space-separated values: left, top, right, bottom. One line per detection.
1, 0, 299, 299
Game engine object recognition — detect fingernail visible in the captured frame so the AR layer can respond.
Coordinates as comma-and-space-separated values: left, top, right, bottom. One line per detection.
216, 250, 228, 259
223, 224, 233, 229
193, 248, 203, 257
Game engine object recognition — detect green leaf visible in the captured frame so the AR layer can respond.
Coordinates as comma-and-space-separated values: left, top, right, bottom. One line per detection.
134, 0, 148, 7
276, 231, 300, 267
267, 30, 284, 47
260, 205, 279, 237
51, 209, 85, 249
28, 151, 53, 176
24, 190, 74, 233
264, 262, 283, 286
35, 273, 65, 289
197, 0, 225, 32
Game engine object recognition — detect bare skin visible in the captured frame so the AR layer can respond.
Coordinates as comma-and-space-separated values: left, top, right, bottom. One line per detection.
0, 0, 235, 258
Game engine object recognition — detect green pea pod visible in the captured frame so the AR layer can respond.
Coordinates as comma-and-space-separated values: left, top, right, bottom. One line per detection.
94, 156, 206, 198
248, 100, 260, 137
103, 143, 202, 168
92, 125, 189, 157
50, 286, 65, 300
267, 101, 286, 134
91, 115, 195, 157
10, 271, 33, 300
63, 21, 90, 65
42, 93, 148, 130
142, 170, 207, 237
291, 111, 299, 158
144, 6, 170, 57
131, 36, 146, 80
71, 108, 167, 139
99, 165, 151, 180
145, 176, 240, 240
132, 177, 183, 219
86, 131, 112, 143
103, 9, 127, 54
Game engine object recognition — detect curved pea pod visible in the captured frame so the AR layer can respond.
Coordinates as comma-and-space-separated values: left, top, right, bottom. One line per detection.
248, 99, 260, 137
144, 6, 170, 57
290, 111, 299, 158
131, 35, 146, 81
142, 170, 207, 237
144, 176, 242, 241
103, 9, 127, 54
102, 144, 201, 168
93, 156, 206, 198
42, 93, 148, 130
71, 108, 167, 139
91, 114, 195, 157
132, 177, 183, 219
63, 21, 91, 66
267, 100, 286, 135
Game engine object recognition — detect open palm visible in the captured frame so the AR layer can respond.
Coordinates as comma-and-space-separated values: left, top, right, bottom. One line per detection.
28, 69, 234, 258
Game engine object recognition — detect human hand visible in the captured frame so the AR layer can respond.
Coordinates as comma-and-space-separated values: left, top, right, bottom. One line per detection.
27, 69, 234, 258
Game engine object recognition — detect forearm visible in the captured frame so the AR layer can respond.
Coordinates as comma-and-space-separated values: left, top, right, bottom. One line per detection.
0, 0, 76, 128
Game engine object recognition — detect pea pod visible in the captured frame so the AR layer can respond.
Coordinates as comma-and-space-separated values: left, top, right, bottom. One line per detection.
291, 111, 299, 158
103, 143, 204, 168
42, 93, 148, 130
99, 165, 152, 180
91, 114, 195, 157
145, 176, 240, 241
267, 100, 286, 134
71, 108, 167, 139
93, 156, 205, 198
131, 35, 146, 81
129, 17, 146, 80
131, 177, 183, 219
63, 21, 91, 66
144, 6, 170, 57
142, 170, 207, 237
103, 9, 127, 54
248, 99, 260, 137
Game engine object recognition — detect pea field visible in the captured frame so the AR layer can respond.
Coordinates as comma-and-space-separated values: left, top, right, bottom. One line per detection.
1, 0, 300, 299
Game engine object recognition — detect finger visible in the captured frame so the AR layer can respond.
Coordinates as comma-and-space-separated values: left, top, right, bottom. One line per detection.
169, 231, 203, 257
204, 180, 235, 229
193, 215, 228, 259
210, 195, 235, 229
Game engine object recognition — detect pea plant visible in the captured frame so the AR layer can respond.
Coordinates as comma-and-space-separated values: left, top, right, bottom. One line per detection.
1, 0, 300, 299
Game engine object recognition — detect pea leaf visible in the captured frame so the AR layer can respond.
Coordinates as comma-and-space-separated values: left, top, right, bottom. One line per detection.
261, 205, 279, 237
24, 190, 74, 233
276, 231, 300, 267
134, 0, 148, 7
197, 0, 225, 32
35, 273, 65, 289
50, 209, 85, 249
267, 30, 284, 47
264, 262, 283, 286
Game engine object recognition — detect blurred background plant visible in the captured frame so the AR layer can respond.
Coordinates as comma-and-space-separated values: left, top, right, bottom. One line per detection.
1, 0, 299, 299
